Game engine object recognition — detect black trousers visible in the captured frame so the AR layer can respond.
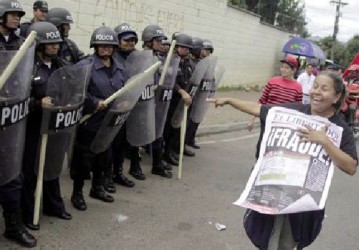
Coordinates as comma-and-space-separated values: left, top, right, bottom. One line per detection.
70, 128, 111, 189
185, 118, 200, 145
164, 96, 193, 153
21, 112, 66, 222
111, 125, 140, 175
0, 176, 22, 214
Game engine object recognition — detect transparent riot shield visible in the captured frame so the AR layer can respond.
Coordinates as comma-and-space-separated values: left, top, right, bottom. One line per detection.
190, 56, 218, 123
38, 64, 91, 181
0, 45, 35, 186
170, 56, 211, 128
90, 63, 155, 153
126, 51, 159, 146
155, 55, 180, 138
209, 64, 225, 98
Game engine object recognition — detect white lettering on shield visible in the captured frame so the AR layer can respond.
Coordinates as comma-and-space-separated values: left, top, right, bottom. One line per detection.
162, 89, 173, 102
140, 85, 155, 101
189, 86, 198, 97
201, 80, 211, 91
55, 107, 83, 129
0, 98, 30, 127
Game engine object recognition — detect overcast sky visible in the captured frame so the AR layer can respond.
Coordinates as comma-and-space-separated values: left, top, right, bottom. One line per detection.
304, 0, 358, 42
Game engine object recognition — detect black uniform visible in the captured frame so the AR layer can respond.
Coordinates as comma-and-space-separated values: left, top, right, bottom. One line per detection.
0, 29, 36, 247
70, 54, 127, 195
21, 57, 70, 224
164, 56, 195, 155
59, 37, 85, 63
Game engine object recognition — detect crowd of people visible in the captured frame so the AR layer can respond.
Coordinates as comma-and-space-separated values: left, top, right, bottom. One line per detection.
0, 0, 217, 248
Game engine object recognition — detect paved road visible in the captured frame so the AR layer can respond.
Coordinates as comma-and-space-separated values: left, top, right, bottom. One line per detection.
1, 129, 358, 249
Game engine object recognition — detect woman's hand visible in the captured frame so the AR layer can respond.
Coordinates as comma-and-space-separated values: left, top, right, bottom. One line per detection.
207, 98, 227, 107
297, 125, 329, 145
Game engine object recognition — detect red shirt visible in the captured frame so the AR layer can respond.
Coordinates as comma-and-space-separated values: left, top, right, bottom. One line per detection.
258, 76, 302, 105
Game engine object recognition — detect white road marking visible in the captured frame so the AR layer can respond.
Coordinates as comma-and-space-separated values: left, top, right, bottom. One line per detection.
198, 133, 260, 144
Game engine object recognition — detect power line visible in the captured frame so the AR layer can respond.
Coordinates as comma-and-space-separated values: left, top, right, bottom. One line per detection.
330, 0, 348, 60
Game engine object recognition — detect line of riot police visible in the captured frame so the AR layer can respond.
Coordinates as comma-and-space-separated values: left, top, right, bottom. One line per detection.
0, 0, 219, 248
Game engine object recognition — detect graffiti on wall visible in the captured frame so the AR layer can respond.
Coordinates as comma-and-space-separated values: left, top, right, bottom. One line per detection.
71, 0, 184, 35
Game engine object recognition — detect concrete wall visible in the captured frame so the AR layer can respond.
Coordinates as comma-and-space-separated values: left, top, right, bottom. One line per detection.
20, 0, 292, 87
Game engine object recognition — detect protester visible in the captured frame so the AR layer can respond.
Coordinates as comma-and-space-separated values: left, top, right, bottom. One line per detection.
0, 0, 37, 247
297, 63, 316, 104
247, 56, 302, 159
209, 71, 357, 249
19, 0, 48, 37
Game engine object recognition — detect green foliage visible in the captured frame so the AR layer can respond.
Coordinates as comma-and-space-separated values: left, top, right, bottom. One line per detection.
316, 35, 359, 68
228, 0, 307, 34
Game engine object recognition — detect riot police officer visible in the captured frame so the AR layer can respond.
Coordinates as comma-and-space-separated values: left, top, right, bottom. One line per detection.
70, 26, 127, 211
141, 24, 172, 178
21, 21, 72, 232
19, 1, 48, 38
0, 0, 37, 247
46, 7, 85, 63
186, 39, 215, 150
104, 23, 139, 192
163, 33, 195, 164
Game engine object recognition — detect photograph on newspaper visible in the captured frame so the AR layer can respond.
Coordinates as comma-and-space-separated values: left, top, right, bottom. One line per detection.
234, 107, 343, 214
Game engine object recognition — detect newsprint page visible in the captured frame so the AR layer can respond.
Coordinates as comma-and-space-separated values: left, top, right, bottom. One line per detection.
234, 107, 343, 214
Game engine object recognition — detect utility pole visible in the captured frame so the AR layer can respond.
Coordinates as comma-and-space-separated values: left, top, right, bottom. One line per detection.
330, 0, 348, 61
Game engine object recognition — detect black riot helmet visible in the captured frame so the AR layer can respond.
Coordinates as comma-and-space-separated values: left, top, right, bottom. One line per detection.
174, 33, 192, 48
46, 8, 73, 27
191, 37, 203, 52
0, 0, 25, 25
29, 21, 62, 46
202, 39, 214, 53
141, 24, 166, 42
114, 22, 138, 44
90, 26, 118, 48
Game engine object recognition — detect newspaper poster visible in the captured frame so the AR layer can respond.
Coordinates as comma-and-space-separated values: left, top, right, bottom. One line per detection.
234, 107, 343, 214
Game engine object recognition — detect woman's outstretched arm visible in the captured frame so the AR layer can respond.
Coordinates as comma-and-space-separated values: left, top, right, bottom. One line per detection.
207, 97, 262, 117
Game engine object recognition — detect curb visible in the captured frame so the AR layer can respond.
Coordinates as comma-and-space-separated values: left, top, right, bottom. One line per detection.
197, 121, 260, 137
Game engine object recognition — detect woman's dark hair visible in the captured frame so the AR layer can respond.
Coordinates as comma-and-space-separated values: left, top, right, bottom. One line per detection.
319, 71, 346, 111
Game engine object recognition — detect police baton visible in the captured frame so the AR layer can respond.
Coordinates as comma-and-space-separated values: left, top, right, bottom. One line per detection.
0, 31, 37, 91
178, 105, 188, 179
33, 133, 48, 226
80, 61, 162, 124
158, 40, 176, 86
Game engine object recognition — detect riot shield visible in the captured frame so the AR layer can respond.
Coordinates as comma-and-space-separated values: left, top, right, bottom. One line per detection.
90, 58, 156, 153
126, 51, 159, 146
209, 64, 225, 98
171, 56, 211, 128
0, 45, 35, 186
38, 64, 91, 181
155, 55, 180, 138
190, 56, 218, 123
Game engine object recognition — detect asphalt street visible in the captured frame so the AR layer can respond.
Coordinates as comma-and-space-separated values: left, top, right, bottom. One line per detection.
0, 128, 358, 249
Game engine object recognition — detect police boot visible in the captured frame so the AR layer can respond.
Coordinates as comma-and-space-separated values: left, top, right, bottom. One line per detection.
184, 145, 196, 157
71, 180, 87, 211
104, 174, 116, 193
3, 210, 37, 248
90, 186, 114, 203
129, 163, 146, 180
187, 141, 201, 149
152, 162, 173, 178
164, 150, 179, 166
113, 163, 135, 188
